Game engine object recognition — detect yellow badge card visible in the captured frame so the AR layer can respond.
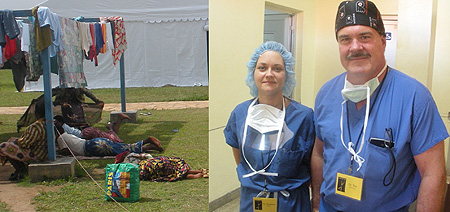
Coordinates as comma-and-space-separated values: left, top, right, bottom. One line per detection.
335, 172, 363, 201
253, 197, 277, 212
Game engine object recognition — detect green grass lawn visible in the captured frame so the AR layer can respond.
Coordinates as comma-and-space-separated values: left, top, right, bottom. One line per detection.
0, 68, 209, 211
0, 69, 208, 107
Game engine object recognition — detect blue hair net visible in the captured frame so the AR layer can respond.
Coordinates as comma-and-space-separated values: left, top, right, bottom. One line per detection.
245, 41, 296, 97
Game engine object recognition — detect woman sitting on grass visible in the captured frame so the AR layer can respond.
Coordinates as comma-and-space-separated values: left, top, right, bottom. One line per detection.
115, 151, 209, 181
0, 99, 47, 181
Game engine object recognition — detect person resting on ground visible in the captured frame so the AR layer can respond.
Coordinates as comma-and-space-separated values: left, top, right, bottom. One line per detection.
55, 125, 163, 157
0, 98, 47, 181
114, 151, 209, 182
54, 113, 131, 143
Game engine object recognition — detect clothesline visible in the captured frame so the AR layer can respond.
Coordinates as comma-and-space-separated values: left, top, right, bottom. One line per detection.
3, 8, 128, 90
3, 8, 129, 161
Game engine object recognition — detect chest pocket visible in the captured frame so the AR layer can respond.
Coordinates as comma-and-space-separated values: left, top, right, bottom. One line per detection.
276, 148, 307, 178
364, 143, 393, 181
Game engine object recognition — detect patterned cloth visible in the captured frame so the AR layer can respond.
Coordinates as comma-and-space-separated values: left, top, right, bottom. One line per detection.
25, 16, 43, 81
0, 138, 39, 165
16, 118, 47, 160
100, 17, 127, 66
84, 138, 142, 157
58, 17, 86, 88
81, 127, 123, 143
139, 156, 190, 182
0, 119, 47, 164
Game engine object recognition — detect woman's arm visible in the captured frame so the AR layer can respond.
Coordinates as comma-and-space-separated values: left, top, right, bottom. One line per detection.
232, 147, 241, 166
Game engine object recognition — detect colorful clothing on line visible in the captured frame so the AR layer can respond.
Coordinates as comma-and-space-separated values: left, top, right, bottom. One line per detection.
84, 138, 142, 157
94, 23, 104, 55
0, 9, 21, 47
78, 22, 92, 56
81, 127, 124, 143
139, 156, 190, 182
58, 17, 86, 88
101, 16, 127, 66
25, 16, 43, 81
32, 6, 52, 52
99, 23, 107, 53
37, 7, 63, 57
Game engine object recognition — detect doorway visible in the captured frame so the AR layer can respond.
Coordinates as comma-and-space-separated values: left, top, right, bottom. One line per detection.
264, 9, 295, 53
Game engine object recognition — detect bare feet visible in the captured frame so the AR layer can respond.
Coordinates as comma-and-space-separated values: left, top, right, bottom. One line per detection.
118, 113, 131, 121
148, 136, 162, 148
142, 143, 164, 152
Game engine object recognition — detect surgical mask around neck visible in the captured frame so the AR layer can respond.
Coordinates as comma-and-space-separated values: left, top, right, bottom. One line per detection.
247, 103, 284, 134
341, 64, 387, 103
241, 98, 286, 178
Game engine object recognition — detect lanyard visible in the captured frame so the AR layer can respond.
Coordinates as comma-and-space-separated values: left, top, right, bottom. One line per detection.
241, 98, 285, 178
340, 66, 388, 172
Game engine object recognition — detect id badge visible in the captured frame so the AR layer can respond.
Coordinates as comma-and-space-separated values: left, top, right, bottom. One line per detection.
253, 197, 277, 212
335, 172, 363, 201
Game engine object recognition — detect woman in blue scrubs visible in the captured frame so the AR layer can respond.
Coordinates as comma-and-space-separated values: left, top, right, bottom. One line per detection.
224, 41, 315, 212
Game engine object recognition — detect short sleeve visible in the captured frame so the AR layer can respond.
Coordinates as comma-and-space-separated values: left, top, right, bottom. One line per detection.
224, 110, 240, 149
410, 95, 449, 156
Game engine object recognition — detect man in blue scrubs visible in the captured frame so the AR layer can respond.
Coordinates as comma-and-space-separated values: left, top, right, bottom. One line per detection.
311, 1, 448, 211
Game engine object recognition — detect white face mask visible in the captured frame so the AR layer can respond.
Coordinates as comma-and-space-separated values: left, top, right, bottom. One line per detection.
241, 98, 285, 178
247, 103, 284, 134
339, 64, 388, 172
341, 64, 387, 103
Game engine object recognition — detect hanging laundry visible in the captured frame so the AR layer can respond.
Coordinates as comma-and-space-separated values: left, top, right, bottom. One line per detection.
99, 23, 107, 53
3, 36, 17, 60
0, 10, 21, 47
25, 16, 43, 82
37, 7, 63, 57
78, 22, 92, 58
20, 21, 31, 52
87, 23, 98, 66
57, 17, 86, 88
105, 22, 114, 52
94, 23, 104, 55
9, 37, 27, 92
32, 6, 52, 52
101, 17, 127, 66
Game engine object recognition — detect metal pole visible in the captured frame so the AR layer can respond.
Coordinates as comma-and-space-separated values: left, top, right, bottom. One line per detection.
120, 54, 126, 112
41, 48, 56, 161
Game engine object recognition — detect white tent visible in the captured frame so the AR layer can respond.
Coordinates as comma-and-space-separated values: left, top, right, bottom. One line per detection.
2, 0, 209, 91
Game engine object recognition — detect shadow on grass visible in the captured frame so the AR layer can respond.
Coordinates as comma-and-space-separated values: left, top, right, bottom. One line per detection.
115, 120, 187, 148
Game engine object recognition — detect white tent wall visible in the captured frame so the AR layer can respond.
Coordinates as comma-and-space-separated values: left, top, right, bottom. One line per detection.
3, 0, 209, 90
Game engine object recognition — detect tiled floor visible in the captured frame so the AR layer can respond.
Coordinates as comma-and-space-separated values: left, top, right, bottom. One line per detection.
212, 197, 239, 212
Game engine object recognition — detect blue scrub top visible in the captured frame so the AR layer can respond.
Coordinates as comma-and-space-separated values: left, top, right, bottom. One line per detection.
314, 68, 449, 212
225, 99, 315, 212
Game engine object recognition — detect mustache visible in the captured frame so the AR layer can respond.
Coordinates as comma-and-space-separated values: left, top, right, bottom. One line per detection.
347, 51, 371, 59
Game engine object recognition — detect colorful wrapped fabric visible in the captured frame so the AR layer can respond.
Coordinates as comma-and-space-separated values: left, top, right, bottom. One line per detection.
0, 138, 39, 165
139, 156, 190, 182
84, 138, 142, 157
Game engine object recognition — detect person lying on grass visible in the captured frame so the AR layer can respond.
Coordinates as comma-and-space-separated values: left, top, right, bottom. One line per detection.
55, 123, 163, 157
53, 113, 131, 143
115, 151, 209, 181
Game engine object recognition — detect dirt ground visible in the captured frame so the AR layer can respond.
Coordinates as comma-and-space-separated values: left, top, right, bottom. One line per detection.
0, 164, 62, 212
